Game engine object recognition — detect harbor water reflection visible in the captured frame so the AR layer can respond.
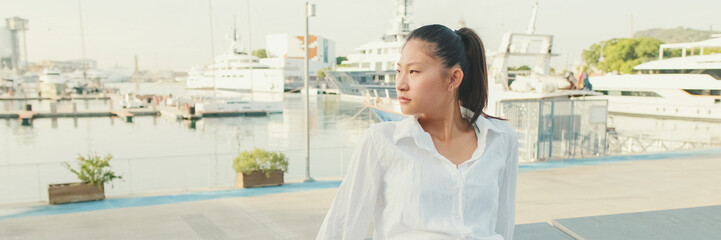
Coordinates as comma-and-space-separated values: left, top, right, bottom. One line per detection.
0, 83, 377, 204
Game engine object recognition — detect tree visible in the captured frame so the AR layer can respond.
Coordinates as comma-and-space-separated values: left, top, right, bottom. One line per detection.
582, 38, 670, 74
252, 49, 267, 58
703, 48, 721, 55
634, 27, 720, 43
336, 56, 348, 65
507, 65, 531, 71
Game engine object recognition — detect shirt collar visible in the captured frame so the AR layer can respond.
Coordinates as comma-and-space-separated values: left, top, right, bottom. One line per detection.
392, 106, 502, 144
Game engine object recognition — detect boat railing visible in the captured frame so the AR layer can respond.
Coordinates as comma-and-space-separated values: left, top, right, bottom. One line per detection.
605, 133, 721, 155
365, 88, 396, 105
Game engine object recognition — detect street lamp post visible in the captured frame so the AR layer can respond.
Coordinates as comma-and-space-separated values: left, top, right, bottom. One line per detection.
303, 2, 316, 183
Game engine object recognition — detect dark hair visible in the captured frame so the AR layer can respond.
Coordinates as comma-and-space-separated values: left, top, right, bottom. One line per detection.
405, 24, 501, 124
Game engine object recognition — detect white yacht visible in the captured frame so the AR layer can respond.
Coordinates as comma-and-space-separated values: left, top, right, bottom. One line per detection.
186, 30, 284, 93
336, 0, 408, 74
588, 36, 721, 120
484, 32, 599, 116
324, 0, 409, 102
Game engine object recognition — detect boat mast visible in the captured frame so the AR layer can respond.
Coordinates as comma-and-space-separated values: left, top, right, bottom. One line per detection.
207, 0, 217, 97
246, 0, 254, 97
526, 1, 538, 35
385, 0, 412, 42
233, 15, 237, 53
77, 0, 88, 83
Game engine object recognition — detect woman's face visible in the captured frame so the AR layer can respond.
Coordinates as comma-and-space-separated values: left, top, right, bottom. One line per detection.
396, 39, 454, 116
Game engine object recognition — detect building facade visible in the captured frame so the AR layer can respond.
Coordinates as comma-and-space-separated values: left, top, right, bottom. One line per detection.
261, 33, 336, 83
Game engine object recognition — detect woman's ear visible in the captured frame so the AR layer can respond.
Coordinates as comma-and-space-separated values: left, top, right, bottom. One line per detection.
448, 66, 464, 91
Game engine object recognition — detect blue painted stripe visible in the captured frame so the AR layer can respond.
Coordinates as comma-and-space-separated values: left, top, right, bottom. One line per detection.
519, 147, 721, 172
0, 181, 341, 220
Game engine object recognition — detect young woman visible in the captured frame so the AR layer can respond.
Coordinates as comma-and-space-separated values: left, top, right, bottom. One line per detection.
317, 24, 518, 240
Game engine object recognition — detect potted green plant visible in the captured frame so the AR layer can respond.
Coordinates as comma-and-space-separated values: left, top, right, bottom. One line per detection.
233, 148, 289, 188
48, 153, 123, 204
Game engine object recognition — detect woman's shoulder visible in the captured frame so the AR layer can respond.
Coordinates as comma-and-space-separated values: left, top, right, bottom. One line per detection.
364, 121, 401, 140
351, 122, 401, 156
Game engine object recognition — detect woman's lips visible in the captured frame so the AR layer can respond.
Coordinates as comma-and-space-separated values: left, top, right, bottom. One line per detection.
398, 96, 411, 104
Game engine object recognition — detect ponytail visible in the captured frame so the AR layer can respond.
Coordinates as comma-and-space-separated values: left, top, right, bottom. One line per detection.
455, 28, 490, 124
406, 24, 499, 125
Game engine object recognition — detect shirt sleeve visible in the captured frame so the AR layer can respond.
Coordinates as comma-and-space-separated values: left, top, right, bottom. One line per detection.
495, 130, 518, 240
316, 128, 383, 240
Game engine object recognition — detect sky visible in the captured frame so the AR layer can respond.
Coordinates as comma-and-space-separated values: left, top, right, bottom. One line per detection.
1, 0, 720, 72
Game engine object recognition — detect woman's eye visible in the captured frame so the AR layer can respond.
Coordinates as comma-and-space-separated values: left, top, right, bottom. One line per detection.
409, 70, 419, 74
396, 69, 401, 73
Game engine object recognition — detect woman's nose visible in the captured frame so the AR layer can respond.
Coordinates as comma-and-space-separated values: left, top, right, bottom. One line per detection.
396, 73, 408, 92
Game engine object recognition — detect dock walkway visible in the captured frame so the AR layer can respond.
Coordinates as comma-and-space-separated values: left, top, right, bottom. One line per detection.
0, 109, 159, 118
2, 107, 272, 122
0, 95, 110, 101
0, 109, 160, 124
1, 151, 720, 239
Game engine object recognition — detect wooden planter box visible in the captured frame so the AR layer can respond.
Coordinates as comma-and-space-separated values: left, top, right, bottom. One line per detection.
48, 182, 105, 204
236, 170, 284, 188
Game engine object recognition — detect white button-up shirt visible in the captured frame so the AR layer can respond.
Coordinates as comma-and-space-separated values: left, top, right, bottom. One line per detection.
317, 110, 519, 240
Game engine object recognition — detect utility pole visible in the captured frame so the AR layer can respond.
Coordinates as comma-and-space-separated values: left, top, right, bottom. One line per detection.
303, 2, 316, 183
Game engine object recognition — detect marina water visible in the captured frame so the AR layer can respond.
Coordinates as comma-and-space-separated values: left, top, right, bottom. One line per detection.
2, 83, 721, 204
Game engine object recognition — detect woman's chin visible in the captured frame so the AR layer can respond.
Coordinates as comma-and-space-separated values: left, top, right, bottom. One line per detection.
399, 106, 417, 116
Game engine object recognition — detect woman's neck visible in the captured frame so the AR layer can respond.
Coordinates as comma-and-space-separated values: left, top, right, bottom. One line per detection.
417, 102, 471, 142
